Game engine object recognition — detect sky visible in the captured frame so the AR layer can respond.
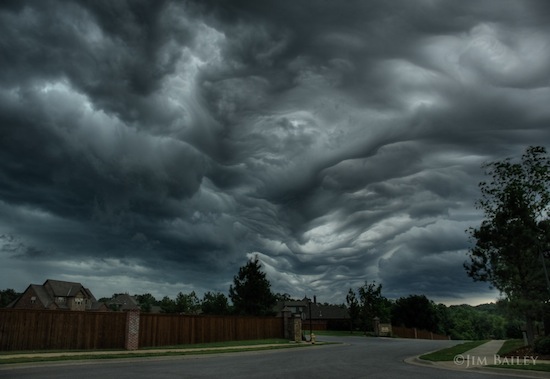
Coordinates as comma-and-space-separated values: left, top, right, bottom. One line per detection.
1, 0, 550, 306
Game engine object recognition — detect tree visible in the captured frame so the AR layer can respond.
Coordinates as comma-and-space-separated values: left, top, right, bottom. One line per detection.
465, 146, 550, 344
201, 291, 230, 315
229, 255, 276, 316
391, 294, 439, 332
349, 281, 390, 333
346, 288, 360, 332
175, 291, 201, 314
0, 288, 19, 307
160, 296, 177, 313
134, 293, 157, 313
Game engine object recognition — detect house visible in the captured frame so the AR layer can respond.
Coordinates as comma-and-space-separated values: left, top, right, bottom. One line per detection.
274, 296, 350, 331
8, 279, 108, 311
106, 293, 141, 311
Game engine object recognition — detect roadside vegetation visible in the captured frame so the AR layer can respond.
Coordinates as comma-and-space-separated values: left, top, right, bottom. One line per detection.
419, 340, 489, 361
0, 338, 317, 365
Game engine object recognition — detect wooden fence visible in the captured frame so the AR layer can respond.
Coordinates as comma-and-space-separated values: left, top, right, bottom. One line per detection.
139, 314, 284, 347
392, 325, 449, 340
0, 309, 127, 351
0, 309, 285, 351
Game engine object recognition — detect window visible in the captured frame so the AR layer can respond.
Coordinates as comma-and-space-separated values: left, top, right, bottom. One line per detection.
30, 296, 36, 304
75, 298, 83, 305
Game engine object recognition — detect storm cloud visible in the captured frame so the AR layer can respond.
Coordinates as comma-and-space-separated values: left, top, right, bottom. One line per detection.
1, 0, 549, 304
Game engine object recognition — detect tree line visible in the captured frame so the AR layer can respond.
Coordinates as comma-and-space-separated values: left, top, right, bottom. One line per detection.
345, 281, 524, 340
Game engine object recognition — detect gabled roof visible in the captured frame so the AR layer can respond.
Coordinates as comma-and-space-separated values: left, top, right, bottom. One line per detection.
108, 293, 140, 310
44, 279, 86, 297
30, 284, 54, 308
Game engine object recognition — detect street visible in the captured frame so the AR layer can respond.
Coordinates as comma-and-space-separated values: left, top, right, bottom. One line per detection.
0, 336, 510, 379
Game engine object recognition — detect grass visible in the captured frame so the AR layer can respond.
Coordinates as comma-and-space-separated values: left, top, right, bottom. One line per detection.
496, 339, 526, 355
0, 339, 315, 365
419, 340, 489, 361
488, 338, 550, 373
311, 330, 365, 337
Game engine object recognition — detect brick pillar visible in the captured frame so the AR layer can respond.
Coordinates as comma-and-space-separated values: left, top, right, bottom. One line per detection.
293, 314, 302, 343
125, 309, 140, 350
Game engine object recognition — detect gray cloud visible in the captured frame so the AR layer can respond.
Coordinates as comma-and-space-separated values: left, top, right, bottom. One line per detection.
1, 0, 548, 304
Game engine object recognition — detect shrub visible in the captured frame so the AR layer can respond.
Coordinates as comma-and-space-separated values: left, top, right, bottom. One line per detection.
534, 337, 550, 354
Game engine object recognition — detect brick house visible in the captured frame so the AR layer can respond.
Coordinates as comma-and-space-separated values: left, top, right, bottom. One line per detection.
8, 279, 108, 311
274, 296, 350, 331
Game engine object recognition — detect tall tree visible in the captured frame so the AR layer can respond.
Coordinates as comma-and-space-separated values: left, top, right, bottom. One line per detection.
391, 294, 439, 332
354, 281, 390, 333
346, 288, 360, 332
201, 291, 230, 315
465, 146, 550, 344
229, 255, 276, 316
0, 288, 19, 307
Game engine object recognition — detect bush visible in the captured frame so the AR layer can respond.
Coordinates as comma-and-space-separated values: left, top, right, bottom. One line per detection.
534, 337, 550, 354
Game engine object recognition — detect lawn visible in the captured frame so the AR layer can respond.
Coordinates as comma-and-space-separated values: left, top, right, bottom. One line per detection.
0, 339, 312, 365
419, 340, 489, 361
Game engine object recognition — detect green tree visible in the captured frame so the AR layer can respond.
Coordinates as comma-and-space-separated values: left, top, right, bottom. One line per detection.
346, 288, 360, 332
134, 293, 157, 313
465, 146, 550, 344
160, 296, 176, 313
201, 291, 230, 315
355, 281, 390, 333
0, 288, 19, 307
175, 291, 201, 314
391, 294, 439, 332
229, 255, 276, 316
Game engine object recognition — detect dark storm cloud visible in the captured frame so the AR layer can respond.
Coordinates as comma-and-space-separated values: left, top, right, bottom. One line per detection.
1, 0, 549, 304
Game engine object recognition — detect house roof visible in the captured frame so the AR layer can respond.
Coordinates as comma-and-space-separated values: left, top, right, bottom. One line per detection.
30, 284, 54, 308
274, 298, 350, 320
108, 293, 140, 310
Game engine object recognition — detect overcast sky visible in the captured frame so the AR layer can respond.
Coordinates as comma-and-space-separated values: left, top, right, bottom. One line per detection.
1, 0, 549, 306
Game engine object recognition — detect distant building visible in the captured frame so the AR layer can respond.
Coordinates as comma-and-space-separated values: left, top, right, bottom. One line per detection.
274, 296, 350, 330
106, 293, 141, 311
8, 279, 108, 311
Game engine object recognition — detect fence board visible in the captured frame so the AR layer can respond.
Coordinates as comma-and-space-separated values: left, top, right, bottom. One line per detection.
139, 314, 284, 348
0, 309, 126, 351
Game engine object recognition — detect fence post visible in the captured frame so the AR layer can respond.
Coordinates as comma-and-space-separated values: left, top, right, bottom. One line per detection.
125, 310, 140, 350
414, 328, 417, 339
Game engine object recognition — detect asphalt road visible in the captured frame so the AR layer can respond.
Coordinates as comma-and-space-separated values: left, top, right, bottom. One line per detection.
0, 336, 507, 379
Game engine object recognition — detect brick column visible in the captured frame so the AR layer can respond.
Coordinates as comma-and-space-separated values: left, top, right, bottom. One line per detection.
293, 314, 302, 343
125, 309, 140, 350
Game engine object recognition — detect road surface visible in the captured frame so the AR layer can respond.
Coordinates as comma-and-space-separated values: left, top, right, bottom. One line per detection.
0, 336, 511, 379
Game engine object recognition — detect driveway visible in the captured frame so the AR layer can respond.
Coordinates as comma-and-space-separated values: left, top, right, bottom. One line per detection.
0, 336, 518, 379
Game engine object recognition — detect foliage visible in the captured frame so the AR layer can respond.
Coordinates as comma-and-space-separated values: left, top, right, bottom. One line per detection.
465, 146, 550, 344
0, 288, 20, 307
201, 291, 230, 315
229, 255, 276, 316
534, 336, 550, 354
134, 293, 157, 312
175, 291, 201, 314
391, 295, 439, 332
347, 281, 390, 332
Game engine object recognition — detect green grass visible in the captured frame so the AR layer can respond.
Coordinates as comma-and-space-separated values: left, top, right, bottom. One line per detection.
312, 330, 365, 336
0, 339, 314, 365
141, 338, 289, 350
497, 339, 526, 355
489, 339, 550, 373
419, 340, 489, 362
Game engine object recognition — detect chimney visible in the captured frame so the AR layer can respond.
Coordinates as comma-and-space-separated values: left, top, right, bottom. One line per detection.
313, 295, 317, 304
